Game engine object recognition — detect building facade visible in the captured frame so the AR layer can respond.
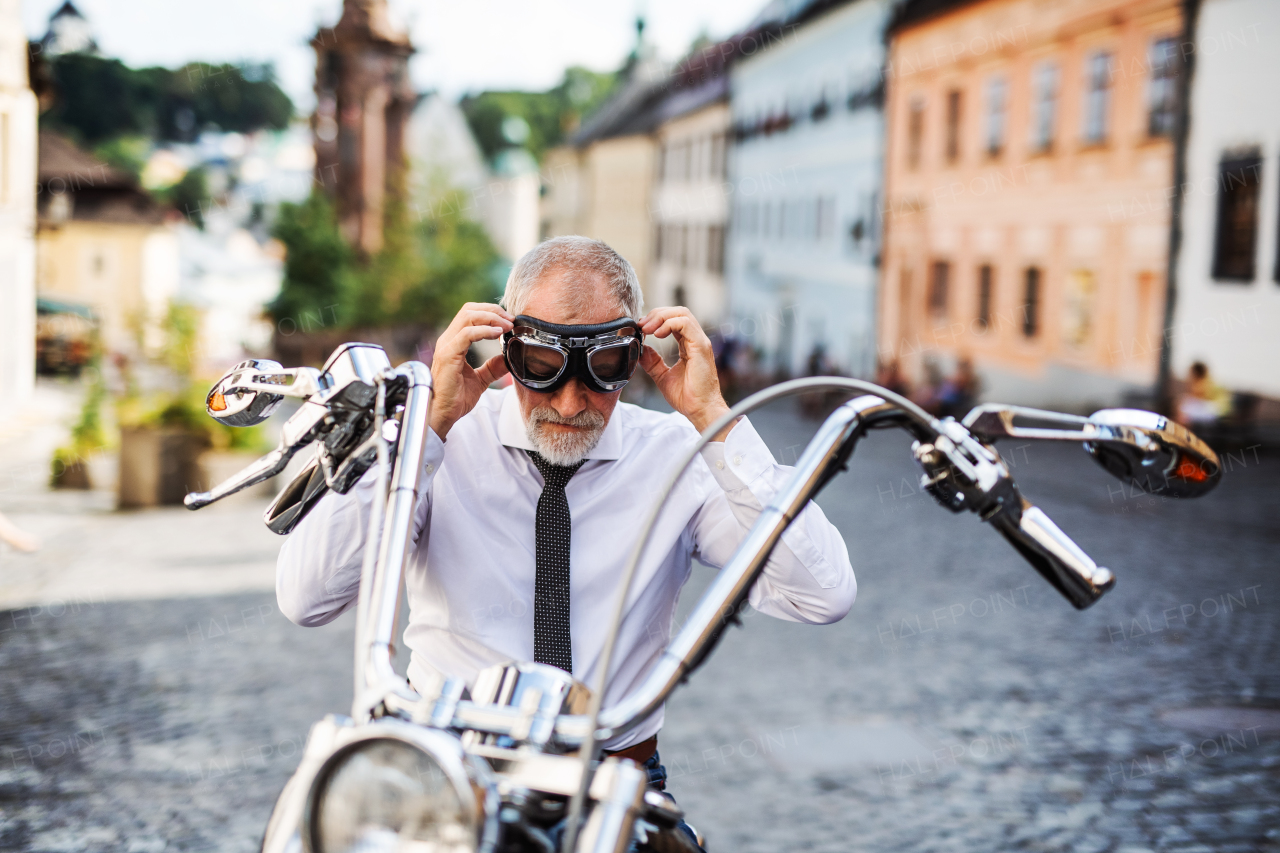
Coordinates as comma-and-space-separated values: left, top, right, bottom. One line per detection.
539, 55, 667, 307
35, 132, 178, 359
313, 0, 415, 255
0, 0, 37, 418
724, 0, 895, 379
881, 0, 1182, 409
1170, 0, 1279, 401
649, 66, 732, 326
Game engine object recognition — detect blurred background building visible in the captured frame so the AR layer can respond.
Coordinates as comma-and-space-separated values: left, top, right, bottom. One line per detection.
648, 45, 732, 327
0, 0, 37, 420
880, 0, 1182, 410
3, 0, 1279, 435
34, 130, 177, 359
1171, 0, 1280, 422
725, 0, 895, 379
540, 29, 667, 309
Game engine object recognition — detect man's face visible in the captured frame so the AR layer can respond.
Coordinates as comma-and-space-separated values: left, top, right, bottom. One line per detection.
514, 271, 625, 465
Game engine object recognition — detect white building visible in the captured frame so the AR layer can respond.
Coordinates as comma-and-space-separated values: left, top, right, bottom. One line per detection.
1171, 0, 1280, 402
407, 92, 539, 263
724, 0, 896, 377
0, 0, 38, 420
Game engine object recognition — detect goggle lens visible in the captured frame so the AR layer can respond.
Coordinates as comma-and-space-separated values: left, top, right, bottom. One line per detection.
589, 339, 641, 383
508, 338, 566, 384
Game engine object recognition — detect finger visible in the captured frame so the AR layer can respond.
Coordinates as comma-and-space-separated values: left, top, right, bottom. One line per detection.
651, 315, 710, 351
460, 301, 514, 321
444, 306, 514, 340
474, 353, 509, 386
640, 306, 690, 334
640, 344, 670, 380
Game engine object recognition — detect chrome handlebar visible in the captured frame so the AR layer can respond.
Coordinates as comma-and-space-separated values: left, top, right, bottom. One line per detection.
185, 351, 1221, 749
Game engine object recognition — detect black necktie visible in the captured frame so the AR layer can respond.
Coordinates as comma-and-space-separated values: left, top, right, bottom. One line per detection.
527, 451, 584, 673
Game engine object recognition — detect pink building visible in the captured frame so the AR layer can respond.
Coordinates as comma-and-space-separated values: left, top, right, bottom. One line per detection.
881, 0, 1182, 408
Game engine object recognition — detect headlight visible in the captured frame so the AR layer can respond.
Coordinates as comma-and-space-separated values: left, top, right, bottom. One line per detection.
304, 725, 489, 853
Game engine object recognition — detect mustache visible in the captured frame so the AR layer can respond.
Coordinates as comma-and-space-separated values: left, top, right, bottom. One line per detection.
528, 407, 606, 429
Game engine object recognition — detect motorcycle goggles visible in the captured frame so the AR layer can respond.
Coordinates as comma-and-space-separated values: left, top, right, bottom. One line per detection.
503, 315, 643, 394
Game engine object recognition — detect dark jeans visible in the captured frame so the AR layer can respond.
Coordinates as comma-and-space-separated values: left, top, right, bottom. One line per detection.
643, 751, 705, 851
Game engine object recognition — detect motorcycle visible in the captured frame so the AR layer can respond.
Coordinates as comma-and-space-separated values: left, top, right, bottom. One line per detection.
184, 342, 1221, 853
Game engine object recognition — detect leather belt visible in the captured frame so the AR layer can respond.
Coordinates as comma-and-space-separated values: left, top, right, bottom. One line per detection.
605, 734, 657, 765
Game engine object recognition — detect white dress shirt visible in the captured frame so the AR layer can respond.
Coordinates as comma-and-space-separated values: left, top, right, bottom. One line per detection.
276, 387, 856, 749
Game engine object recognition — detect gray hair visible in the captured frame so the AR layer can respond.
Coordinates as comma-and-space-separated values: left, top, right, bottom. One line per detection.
501, 236, 644, 320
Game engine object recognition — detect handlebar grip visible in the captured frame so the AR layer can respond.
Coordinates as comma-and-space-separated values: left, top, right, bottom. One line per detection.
988, 498, 1115, 609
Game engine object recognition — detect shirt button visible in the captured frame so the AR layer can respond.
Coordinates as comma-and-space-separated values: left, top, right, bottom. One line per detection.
715, 460, 724, 470
733, 455, 742, 466
425, 463, 434, 472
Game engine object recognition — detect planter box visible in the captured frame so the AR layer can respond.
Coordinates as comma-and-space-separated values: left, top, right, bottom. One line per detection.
118, 426, 209, 508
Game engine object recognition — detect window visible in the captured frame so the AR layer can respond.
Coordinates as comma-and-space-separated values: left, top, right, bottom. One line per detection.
1064, 270, 1096, 346
976, 264, 993, 328
945, 89, 962, 163
1030, 63, 1059, 153
929, 261, 950, 316
710, 133, 727, 179
907, 97, 925, 169
1083, 51, 1113, 145
985, 77, 1007, 157
1212, 152, 1262, 281
707, 224, 725, 273
1022, 267, 1041, 337
1147, 38, 1179, 137
0, 112, 8, 204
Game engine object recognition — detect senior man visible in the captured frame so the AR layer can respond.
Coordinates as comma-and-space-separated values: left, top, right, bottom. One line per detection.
276, 236, 855, 843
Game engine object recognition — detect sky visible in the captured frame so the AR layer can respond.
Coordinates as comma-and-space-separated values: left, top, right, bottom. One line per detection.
23, 0, 761, 109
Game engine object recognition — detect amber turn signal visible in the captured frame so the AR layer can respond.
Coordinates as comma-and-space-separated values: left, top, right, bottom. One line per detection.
208, 391, 228, 412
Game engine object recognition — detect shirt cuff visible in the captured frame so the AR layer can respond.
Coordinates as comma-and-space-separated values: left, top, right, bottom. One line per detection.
423, 427, 446, 476
699, 417, 773, 490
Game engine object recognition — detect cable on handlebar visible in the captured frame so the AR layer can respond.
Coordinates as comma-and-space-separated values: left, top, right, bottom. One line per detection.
352, 378, 389, 717
560, 376, 939, 853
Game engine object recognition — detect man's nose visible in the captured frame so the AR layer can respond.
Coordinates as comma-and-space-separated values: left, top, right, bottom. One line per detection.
547, 379, 589, 418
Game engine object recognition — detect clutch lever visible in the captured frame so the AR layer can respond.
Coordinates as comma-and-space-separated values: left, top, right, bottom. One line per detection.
184, 399, 332, 510
914, 418, 1115, 609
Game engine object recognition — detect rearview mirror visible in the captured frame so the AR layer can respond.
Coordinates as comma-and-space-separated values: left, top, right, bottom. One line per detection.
1085, 409, 1221, 498
962, 404, 1221, 498
205, 359, 287, 427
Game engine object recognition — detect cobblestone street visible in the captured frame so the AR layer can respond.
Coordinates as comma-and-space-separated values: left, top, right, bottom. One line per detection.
1, 402, 1277, 852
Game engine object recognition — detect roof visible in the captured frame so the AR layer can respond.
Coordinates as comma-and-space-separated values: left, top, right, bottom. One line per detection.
887, 0, 984, 34
37, 131, 166, 226
37, 131, 134, 187
51, 1, 85, 19
568, 0, 871, 147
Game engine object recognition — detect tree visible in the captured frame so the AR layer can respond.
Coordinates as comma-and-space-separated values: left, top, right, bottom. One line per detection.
460, 66, 617, 162
41, 54, 293, 145
269, 193, 353, 328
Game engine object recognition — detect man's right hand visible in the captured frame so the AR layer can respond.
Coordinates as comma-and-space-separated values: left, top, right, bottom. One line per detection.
429, 302, 512, 440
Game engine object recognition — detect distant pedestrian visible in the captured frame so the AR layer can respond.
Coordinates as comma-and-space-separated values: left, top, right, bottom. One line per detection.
0, 511, 40, 553
1176, 361, 1229, 428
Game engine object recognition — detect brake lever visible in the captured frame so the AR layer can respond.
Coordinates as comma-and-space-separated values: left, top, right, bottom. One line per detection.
914, 418, 1115, 609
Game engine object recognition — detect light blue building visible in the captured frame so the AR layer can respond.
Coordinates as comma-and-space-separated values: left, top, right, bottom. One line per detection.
724, 0, 896, 378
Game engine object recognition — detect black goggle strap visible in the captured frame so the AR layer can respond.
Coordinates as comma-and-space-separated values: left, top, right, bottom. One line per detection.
511, 315, 641, 340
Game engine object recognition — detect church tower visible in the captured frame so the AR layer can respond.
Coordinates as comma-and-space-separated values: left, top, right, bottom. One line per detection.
312, 0, 415, 255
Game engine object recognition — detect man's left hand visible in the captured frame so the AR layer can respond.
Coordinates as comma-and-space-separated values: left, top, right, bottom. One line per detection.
639, 307, 736, 441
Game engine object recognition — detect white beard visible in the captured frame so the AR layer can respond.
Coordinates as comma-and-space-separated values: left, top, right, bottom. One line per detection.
526, 406, 606, 466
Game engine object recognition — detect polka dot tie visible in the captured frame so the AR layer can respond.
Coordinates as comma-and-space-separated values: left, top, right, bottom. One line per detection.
527, 451, 584, 673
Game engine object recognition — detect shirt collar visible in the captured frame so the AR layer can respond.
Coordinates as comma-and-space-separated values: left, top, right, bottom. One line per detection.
496, 385, 624, 461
